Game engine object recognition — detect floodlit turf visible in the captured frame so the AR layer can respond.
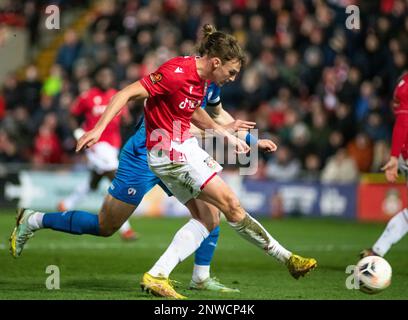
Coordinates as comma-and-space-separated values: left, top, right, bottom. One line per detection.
0, 210, 407, 300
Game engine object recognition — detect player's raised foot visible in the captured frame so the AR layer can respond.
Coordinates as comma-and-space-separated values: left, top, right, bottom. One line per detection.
140, 272, 187, 299
286, 254, 317, 279
9, 208, 38, 258
189, 277, 240, 293
120, 229, 139, 241
359, 248, 379, 259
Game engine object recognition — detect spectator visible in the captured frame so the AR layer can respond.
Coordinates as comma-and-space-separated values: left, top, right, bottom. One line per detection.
347, 132, 374, 173
364, 111, 390, 142
42, 65, 63, 97
19, 65, 42, 113
309, 111, 330, 151
321, 148, 359, 184
0, 93, 5, 120
2, 73, 20, 110
301, 153, 322, 182
332, 103, 356, 144
0, 129, 21, 162
266, 145, 301, 182
355, 81, 375, 122
321, 130, 345, 163
33, 120, 64, 165
56, 29, 82, 75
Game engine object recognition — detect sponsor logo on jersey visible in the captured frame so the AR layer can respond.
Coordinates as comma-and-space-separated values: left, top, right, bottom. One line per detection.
92, 105, 107, 116
179, 98, 201, 109
149, 72, 163, 84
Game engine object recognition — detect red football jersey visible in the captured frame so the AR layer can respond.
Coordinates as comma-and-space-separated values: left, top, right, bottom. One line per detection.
141, 56, 209, 150
391, 74, 408, 158
393, 73, 408, 115
71, 87, 126, 148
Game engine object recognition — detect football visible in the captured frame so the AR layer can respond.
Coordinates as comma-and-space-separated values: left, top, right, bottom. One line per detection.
356, 256, 392, 294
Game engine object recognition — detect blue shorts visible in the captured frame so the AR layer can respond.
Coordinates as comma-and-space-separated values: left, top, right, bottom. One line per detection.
108, 120, 171, 206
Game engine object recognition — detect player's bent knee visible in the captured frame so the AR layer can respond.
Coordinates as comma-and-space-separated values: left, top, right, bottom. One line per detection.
98, 213, 120, 237
196, 218, 219, 233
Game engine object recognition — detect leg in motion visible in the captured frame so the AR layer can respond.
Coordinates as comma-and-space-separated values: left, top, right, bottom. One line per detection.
198, 175, 317, 279
9, 194, 136, 258
360, 208, 408, 258
190, 202, 239, 292
141, 199, 218, 299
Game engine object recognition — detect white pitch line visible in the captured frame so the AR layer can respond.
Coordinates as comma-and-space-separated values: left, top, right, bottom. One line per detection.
0, 242, 406, 252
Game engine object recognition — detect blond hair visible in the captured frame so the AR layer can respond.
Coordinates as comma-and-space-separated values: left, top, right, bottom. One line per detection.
198, 24, 246, 66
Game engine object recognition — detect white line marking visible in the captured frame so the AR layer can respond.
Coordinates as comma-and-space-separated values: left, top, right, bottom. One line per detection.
0, 242, 406, 252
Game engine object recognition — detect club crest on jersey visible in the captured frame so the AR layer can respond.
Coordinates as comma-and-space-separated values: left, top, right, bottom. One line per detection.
92, 105, 107, 116
204, 156, 217, 170
150, 72, 163, 84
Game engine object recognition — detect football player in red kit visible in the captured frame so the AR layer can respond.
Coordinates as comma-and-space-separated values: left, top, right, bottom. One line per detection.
361, 72, 408, 258
58, 66, 137, 240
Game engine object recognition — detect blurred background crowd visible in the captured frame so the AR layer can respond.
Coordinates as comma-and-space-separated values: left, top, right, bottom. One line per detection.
1, 0, 407, 183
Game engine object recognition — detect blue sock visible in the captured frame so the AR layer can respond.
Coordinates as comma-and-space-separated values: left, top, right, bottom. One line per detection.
194, 226, 220, 265
42, 211, 100, 236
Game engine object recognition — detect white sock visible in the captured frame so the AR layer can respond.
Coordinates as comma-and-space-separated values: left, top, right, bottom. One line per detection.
62, 180, 90, 210
149, 219, 209, 278
229, 213, 292, 263
27, 212, 44, 230
192, 264, 210, 283
119, 219, 132, 234
373, 208, 408, 256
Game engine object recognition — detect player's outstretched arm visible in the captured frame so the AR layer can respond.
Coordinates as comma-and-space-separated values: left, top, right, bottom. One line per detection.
206, 103, 256, 131
76, 82, 149, 152
191, 107, 250, 154
190, 103, 255, 139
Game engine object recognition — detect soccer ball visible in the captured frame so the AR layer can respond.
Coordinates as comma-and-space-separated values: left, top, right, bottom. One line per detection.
356, 256, 392, 294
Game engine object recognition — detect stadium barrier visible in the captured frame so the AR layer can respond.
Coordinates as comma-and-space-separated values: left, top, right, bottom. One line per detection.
358, 174, 408, 222
0, 166, 406, 221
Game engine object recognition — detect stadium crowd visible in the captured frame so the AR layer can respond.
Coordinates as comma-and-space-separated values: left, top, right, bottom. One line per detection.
1, 0, 407, 183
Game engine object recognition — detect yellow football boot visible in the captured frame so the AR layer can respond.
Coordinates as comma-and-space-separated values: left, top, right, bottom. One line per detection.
286, 254, 317, 279
140, 273, 187, 299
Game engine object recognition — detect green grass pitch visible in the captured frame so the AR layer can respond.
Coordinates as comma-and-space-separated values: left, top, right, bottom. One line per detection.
0, 210, 407, 300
